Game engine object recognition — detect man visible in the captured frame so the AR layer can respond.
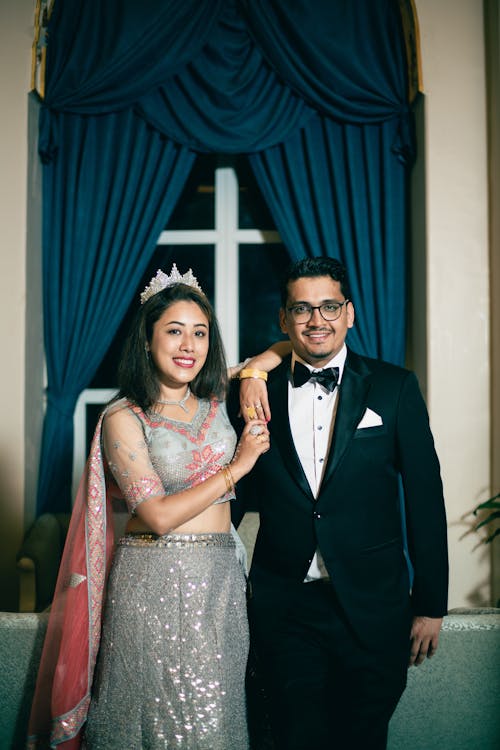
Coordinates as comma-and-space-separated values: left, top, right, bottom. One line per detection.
231, 257, 448, 750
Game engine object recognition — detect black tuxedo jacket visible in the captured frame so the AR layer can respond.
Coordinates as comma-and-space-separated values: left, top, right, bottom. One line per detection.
230, 349, 448, 647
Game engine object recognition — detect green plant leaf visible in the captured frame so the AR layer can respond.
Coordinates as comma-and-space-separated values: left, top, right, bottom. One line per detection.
475, 510, 500, 530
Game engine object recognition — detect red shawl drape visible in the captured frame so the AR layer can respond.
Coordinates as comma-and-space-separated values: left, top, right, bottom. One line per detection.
28, 414, 115, 748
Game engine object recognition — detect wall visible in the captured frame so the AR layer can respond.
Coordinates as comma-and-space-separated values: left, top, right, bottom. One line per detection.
0, 0, 34, 610
415, 0, 491, 607
485, 0, 500, 605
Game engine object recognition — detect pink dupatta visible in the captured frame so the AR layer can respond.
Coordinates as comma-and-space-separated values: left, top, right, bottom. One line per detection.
27, 414, 116, 748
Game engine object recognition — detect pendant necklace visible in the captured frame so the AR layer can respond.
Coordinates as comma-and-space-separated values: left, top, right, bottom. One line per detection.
156, 386, 191, 413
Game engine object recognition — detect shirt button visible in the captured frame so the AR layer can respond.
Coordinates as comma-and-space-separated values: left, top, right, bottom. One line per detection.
318, 395, 323, 400
319, 458, 324, 463
318, 425, 323, 431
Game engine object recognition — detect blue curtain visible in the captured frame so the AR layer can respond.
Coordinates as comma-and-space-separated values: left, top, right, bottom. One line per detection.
40, 0, 411, 159
249, 114, 407, 363
41, 0, 226, 111
240, 0, 412, 161
36, 0, 414, 513
36, 109, 195, 513
135, 2, 315, 153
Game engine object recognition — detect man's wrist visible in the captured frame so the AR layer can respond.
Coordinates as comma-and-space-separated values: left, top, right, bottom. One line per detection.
238, 368, 268, 381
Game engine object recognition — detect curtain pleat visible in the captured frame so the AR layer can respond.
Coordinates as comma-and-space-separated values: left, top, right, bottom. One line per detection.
43, 0, 226, 112
241, 0, 407, 118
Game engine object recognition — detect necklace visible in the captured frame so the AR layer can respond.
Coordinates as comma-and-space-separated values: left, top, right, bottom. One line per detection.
156, 386, 191, 413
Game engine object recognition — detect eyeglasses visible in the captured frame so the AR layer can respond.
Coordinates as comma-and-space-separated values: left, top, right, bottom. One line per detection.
286, 300, 350, 323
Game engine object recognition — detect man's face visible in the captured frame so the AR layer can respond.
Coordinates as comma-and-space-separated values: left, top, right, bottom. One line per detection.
279, 275, 355, 367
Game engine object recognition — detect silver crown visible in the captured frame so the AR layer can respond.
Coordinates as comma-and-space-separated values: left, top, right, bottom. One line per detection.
140, 264, 203, 304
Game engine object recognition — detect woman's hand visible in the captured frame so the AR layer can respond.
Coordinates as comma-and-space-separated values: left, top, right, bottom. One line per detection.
240, 378, 271, 423
230, 420, 270, 480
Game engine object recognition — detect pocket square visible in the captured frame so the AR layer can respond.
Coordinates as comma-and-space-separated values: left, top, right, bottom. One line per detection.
357, 408, 383, 429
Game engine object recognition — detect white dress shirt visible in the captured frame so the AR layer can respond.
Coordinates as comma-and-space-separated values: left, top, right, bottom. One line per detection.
288, 344, 347, 581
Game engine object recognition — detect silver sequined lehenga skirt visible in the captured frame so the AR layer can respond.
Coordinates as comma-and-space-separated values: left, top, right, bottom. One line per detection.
85, 533, 250, 750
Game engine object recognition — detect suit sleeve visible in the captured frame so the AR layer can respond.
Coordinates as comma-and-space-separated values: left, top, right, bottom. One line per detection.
396, 371, 449, 617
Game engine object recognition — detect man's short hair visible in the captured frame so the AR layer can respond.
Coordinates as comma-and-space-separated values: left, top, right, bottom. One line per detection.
280, 257, 351, 306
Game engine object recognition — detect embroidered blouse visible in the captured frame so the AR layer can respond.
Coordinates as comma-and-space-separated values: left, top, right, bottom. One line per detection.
102, 397, 237, 515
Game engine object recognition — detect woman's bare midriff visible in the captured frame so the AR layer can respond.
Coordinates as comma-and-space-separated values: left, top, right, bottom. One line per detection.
125, 500, 232, 536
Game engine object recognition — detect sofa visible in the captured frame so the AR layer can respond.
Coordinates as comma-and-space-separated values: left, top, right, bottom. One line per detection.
1, 608, 499, 750
7, 512, 500, 750
387, 609, 500, 750
16, 513, 70, 612
0, 611, 49, 750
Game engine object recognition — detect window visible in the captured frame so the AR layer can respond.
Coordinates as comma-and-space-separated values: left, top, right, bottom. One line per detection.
72, 155, 289, 495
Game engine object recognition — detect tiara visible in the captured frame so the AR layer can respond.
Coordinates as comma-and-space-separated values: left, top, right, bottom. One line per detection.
140, 264, 203, 304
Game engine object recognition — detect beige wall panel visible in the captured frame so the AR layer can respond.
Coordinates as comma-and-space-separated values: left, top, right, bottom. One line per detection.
0, 0, 34, 610
417, 0, 491, 606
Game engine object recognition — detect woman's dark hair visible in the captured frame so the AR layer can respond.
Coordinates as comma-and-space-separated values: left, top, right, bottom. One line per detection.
116, 283, 228, 411
280, 257, 352, 306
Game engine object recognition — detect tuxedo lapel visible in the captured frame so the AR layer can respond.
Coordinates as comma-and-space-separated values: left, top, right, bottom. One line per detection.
268, 357, 313, 501
321, 350, 371, 488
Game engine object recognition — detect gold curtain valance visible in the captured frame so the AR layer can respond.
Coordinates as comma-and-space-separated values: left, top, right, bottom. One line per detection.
31, 0, 54, 98
398, 0, 423, 101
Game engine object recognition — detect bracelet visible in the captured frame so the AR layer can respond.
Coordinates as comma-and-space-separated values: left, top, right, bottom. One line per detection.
221, 465, 235, 494
239, 368, 268, 382
226, 464, 235, 491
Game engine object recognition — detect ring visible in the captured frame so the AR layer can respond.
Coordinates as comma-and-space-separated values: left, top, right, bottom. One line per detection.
245, 406, 257, 419
254, 402, 262, 409
249, 425, 264, 436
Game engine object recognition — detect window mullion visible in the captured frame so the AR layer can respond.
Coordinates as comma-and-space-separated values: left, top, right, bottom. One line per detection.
156, 230, 219, 245
236, 229, 281, 244
215, 167, 239, 365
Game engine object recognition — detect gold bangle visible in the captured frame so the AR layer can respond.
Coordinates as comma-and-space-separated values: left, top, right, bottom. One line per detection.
225, 464, 235, 491
221, 467, 230, 493
221, 466, 235, 494
239, 368, 268, 381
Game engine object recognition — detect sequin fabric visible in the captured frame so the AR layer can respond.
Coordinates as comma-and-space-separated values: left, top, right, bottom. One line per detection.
85, 533, 249, 749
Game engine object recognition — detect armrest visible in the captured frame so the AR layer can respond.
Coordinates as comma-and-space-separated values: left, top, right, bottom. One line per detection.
17, 513, 70, 611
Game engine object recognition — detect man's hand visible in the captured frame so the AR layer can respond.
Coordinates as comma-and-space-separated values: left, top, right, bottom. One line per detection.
409, 616, 443, 666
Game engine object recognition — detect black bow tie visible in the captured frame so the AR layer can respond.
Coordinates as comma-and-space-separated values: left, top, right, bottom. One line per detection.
293, 362, 339, 392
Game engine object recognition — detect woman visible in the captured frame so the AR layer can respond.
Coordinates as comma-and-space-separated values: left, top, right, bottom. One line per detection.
28, 266, 270, 750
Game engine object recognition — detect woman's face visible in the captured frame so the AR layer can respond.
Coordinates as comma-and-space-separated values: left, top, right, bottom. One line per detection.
149, 300, 210, 391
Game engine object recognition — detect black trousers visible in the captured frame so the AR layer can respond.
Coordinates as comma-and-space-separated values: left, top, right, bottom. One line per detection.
247, 574, 410, 750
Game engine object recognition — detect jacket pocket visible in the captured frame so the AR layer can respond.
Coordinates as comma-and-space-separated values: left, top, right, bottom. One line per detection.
353, 425, 387, 439
360, 536, 401, 554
